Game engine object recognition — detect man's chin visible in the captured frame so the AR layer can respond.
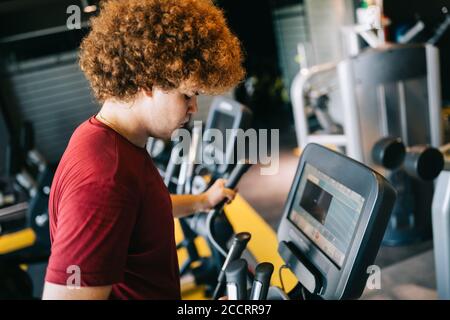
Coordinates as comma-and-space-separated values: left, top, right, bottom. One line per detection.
167, 127, 184, 139
148, 131, 171, 141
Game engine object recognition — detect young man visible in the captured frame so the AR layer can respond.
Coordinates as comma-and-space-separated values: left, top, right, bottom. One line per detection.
43, 0, 245, 299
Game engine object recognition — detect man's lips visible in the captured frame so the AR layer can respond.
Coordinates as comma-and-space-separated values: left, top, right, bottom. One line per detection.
180, 117, 191, 127
179, 120, 189, 128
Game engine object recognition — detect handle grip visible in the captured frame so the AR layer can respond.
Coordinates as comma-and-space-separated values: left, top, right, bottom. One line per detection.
250, 262, 274, 300
225, 259, 248, 300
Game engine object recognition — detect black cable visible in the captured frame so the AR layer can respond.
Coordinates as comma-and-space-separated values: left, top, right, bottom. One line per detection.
278, 264, 289, 293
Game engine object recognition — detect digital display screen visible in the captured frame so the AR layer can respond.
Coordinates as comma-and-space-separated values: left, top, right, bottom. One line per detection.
209, 111, 235, 148
289, 164, 365, 267
205, 111, 235, 162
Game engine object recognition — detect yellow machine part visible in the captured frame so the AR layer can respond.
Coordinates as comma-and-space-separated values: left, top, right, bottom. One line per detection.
0, 228, 36, 255
176, 194, 298, 300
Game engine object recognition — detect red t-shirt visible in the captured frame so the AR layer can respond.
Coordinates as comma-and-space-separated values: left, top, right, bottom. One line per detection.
45, 116, 180, 299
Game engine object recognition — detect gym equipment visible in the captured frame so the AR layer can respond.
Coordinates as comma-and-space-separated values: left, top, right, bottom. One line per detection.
396, 9, 450, 45
277, 144, 395, 299
164, 97, 252, 193
225, 259, 248, 300
372, 137, 444, 181
168, 97, 253, 296
0, 202, 28, 236
222, 144, 396, 300
428, 11, 450, 46
218, 245, 275, 301
249, 262, 274, 300
203, 161, 252, 255
309, 92, 342, 135
7, 126, 53, 259
203, 97, 252, 175
432, 144, 450, 299
403, 145, 444, 181
371, 137, 406, 170
206, 169, 256, 298
291, 43, 443, 245
0, 120, 54, 299
211, 232, 251, 300
146, 137, 170, 169
178, 161, 252, 297
372, 138, 444, 245
341, 2, 384, 57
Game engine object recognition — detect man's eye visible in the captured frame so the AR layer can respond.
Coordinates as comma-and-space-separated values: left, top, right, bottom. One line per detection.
184, 92, 199, 100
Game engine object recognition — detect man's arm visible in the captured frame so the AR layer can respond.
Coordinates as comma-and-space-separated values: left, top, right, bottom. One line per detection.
42, 282, 112, 300
44, 181, 138, 300
170, 179, 236, 218
170, 193, 210, 218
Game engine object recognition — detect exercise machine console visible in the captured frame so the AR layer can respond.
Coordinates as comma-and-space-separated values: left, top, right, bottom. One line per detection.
277, 143, 396, 299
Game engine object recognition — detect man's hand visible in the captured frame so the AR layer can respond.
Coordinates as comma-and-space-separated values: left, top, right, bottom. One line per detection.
170, 179, 237, 218
202, 178, 237, 211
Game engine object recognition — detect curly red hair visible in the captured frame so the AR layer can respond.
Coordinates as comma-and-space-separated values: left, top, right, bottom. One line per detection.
79, 0, 245, 102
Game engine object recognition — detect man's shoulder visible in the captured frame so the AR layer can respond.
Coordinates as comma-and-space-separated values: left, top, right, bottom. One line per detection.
57, 117, 146, 184
65, 117, 117, 165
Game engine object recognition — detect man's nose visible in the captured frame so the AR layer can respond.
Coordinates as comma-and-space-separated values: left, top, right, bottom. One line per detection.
188, 97, 198, 114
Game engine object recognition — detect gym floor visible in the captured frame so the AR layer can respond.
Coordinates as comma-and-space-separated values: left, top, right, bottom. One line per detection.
238, 126, 437, 300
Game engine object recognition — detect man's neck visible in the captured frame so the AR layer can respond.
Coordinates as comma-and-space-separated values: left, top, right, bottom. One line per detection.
97, 100, 148, 148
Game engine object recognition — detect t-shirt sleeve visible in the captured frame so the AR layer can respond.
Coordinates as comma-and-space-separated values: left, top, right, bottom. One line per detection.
45, 180, 139, 287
